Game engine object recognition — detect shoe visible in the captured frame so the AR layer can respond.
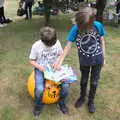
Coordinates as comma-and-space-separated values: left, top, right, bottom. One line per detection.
0, 23, 7, 28
33, 105, 41, 117
58, 103, 69, 114
74, 97, 85, 108
88, 101, 96, 113
4, 18, 13, 24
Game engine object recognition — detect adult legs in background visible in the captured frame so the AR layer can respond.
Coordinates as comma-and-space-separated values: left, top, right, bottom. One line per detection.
24, 2, 33, 19
0, 7, 2, 23
0, 7, 6, 23
0, 7, 8, 27
28, 2, 33, 19
25, 2, 29, 19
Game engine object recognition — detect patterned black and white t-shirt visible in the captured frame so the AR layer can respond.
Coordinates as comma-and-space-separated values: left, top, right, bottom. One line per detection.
67, 21, 105, 66
76, 26, 104, 66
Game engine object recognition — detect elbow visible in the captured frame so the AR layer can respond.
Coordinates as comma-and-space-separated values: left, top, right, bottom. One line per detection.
29, 60, 33, 65
100, 36, 104, 41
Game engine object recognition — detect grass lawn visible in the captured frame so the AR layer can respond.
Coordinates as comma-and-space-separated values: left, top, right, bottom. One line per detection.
0, 0, 120, 120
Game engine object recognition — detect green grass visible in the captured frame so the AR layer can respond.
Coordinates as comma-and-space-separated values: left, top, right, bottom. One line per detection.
0, 0, 120, 120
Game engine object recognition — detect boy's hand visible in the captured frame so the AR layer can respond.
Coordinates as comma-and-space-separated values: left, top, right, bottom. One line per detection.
60, 79, 66, 82
38, 66, 45, 72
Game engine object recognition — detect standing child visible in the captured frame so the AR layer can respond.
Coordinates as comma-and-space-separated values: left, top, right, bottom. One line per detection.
53, 7, 105, 113
29, 27, 69, 117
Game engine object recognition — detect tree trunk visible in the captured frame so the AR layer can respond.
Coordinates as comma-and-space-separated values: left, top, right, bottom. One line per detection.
78, 0, 84, 2
96, 0, 107, 23
43, 0, 52, 26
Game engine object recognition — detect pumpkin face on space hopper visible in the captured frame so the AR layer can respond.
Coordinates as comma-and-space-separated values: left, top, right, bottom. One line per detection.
27, 72, 60, 104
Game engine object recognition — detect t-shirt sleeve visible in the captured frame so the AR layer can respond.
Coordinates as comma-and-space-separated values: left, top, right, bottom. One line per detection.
29, 44, 37, 60
67, 24, 79, 42
94, 21, 105, 37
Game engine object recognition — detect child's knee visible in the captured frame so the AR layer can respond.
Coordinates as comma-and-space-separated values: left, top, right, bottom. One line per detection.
90, 83, 98, 88
35, 86, 44, 98
61, 83, 69, 95
62, 83, 69, 90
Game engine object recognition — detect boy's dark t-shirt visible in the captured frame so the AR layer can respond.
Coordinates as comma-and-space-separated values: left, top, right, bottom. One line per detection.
67, 21, 105, 66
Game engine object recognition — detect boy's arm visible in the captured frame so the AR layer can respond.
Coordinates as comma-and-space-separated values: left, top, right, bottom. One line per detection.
29, 60, 45, 72
100, 36, 106, 65
53, 41, 72, 69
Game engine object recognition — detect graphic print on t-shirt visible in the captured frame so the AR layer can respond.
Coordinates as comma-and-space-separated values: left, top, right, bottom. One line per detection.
76, 28, 102, 58
39, 47, 60, 66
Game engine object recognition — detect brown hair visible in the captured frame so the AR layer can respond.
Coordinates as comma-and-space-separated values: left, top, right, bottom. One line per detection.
40, 27, 57, 46
75, 7, 97, 32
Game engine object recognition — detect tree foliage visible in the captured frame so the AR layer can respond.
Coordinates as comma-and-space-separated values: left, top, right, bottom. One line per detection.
43, 0, 107, 25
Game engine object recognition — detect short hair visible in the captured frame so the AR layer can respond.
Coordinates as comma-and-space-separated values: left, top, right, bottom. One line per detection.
75, 7, 97, 29
40, 27, 57, 46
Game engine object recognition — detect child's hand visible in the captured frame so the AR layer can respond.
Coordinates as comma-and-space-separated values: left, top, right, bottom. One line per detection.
38, 66, 45, 72
60, 79, 66, 82
52, 61, 61, 70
